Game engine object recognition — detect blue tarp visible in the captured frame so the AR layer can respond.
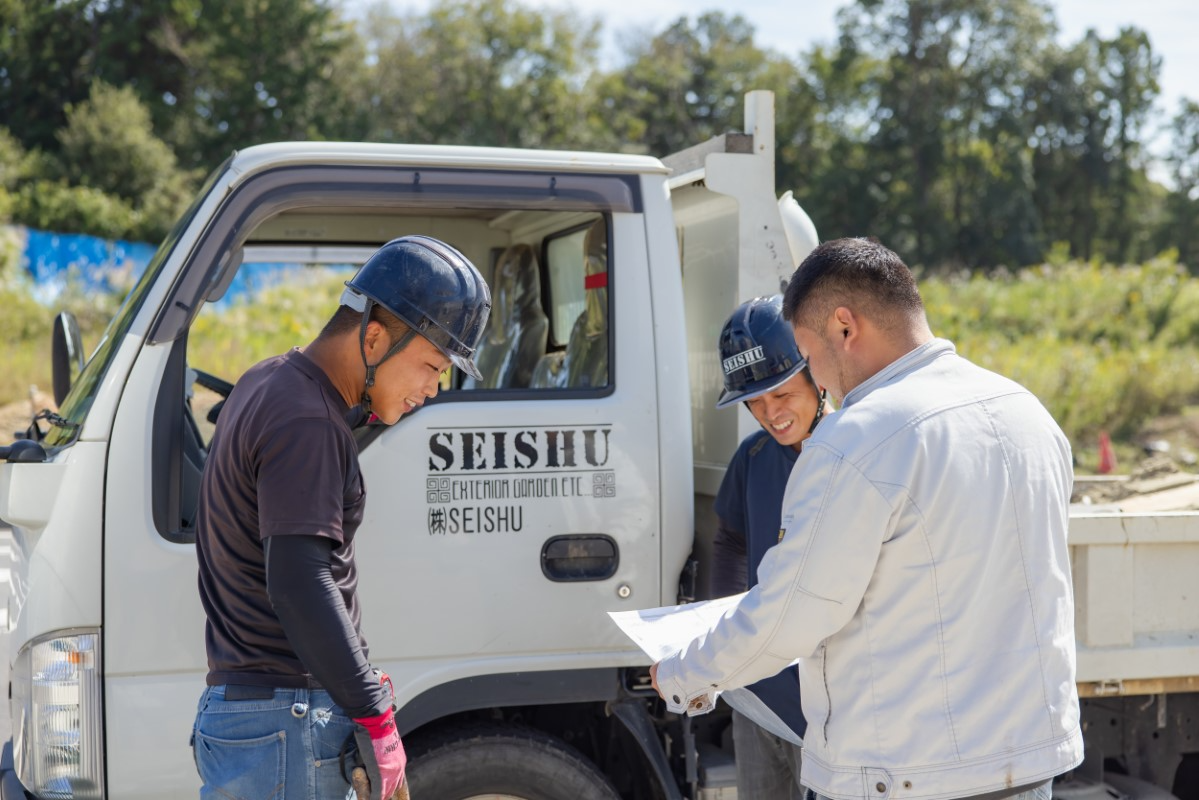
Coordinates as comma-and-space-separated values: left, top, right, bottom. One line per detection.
22, 227, 157, 302
14, 226, 349, 306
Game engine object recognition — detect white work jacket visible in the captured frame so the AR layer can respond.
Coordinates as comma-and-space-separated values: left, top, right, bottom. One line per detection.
657, 339, 1083, 800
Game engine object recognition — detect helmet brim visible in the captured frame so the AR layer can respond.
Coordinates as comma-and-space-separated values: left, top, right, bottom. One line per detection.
451, 351, 483, 381
715, 359, 808, 409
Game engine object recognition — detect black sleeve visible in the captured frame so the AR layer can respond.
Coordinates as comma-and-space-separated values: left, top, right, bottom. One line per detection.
709, 517, 749, 598
264, 534, 389, 718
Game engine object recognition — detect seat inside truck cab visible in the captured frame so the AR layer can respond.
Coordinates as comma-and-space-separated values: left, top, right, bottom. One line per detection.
532, 218, 609, 390
461, 243, 548, 389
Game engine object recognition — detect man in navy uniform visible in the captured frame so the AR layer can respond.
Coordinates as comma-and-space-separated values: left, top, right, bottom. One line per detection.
710, 295, 827, 798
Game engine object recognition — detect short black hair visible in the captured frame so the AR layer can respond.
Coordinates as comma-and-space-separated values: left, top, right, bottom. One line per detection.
318, 303, 410, 342
782, 238, 924, 332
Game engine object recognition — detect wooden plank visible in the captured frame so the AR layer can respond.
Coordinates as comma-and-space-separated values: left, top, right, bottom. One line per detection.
1078, 675, 1199, 697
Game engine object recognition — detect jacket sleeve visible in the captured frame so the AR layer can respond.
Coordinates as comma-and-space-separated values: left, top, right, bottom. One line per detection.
656, 442, 893, 713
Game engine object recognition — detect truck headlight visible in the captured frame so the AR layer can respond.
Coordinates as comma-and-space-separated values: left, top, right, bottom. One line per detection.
11, 630, 104, 799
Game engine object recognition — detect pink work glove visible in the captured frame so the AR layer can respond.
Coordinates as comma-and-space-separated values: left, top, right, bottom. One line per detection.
352, 706, 407, 800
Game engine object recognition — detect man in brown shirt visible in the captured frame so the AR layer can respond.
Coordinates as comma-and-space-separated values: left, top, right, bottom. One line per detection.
193, 236, 490, 799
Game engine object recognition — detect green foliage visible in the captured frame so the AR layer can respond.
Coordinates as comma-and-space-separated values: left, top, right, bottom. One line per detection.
54, 81, 196, 240
58, 82, 179, 200
187, 272, 347, 381
922, 254, 1199, 440
1161, 100, 1199, 268
0, 0, 99, 152
596, 12, 798, 156
0, 128, 32, 191
165, 0, 366, 167
363, 0, 607, 149
0, 239, 128, 409
11, 180, 139, 240
0, 224, 21, 281
1, 0, 1196, 269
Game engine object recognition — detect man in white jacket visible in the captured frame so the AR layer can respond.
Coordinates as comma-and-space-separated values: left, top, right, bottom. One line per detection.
653, 238, 1083, 800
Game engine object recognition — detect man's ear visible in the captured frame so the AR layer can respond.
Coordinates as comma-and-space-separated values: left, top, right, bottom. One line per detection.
361, 319, 387, 356
832, 306, 858, 349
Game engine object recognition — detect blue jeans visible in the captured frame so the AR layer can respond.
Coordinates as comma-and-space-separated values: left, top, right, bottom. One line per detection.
192, 686, 358, 800
732, 709, 804, 799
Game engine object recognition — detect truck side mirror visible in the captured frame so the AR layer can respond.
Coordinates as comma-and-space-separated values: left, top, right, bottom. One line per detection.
51, 311, 84, 407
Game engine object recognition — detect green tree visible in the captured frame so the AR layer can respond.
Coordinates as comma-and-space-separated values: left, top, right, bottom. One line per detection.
0, 0, 98, 152
1162, 99, 1199, 269
55, 81, 195, 239
167, 0, 367, 167
362, 0, 606, 149
595, 12, 798, 157
0, 0, 203, 152
0, 0, 367, 172
1029, 28, 1160, 263
775, 42, 880, 244
833, 0, 1056, 269
0, 127, 31, 192
1095, 28, 1160, 262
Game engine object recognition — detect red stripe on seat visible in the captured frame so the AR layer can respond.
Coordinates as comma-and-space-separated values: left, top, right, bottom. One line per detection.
585, 272, 608, 290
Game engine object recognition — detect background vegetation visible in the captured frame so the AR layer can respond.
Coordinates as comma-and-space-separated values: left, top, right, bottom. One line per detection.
5, 255, 1198, 467
3, 0, 1199, 462
2, 0, 1198, 269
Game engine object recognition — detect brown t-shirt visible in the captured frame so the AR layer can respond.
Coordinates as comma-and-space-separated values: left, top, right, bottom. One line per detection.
196, 348, 367, 687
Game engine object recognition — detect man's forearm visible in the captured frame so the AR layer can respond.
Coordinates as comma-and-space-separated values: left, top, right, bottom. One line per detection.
264, 534, 388, 718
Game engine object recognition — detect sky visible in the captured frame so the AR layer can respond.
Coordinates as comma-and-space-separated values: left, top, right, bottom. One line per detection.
345, 0, 1198, 160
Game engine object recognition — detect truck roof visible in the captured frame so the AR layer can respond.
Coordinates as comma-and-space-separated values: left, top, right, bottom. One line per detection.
227, 141, 670, 185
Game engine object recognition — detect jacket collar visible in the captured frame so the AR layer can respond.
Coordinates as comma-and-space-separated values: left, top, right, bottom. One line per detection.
841, 338, 955, 409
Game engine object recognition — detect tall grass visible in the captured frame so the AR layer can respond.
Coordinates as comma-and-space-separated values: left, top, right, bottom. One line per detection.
920, 253, 1199, 444
187, 271, 349, 381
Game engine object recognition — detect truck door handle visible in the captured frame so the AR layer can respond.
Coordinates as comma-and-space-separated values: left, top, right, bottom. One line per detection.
541, 535, 619, 581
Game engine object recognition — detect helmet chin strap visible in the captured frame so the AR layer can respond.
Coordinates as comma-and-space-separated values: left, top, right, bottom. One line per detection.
808, 389, 828, 434
358, 299, 417, 414
804, 368, 827, 434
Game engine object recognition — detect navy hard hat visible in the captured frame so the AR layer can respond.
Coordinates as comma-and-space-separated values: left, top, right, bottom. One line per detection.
341, 235, 492, 380
716, 295, 808, 409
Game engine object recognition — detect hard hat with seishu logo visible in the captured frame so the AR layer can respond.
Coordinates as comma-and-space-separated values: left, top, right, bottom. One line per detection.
716, 295, 808, 409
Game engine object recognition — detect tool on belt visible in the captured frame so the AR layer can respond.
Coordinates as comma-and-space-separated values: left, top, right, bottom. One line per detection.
341, 670, 410, 800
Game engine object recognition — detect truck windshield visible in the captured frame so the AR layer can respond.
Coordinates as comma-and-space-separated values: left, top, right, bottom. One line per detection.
43, 158, 231, 448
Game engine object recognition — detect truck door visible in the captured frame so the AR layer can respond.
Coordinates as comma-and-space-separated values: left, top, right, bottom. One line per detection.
353, 210, 665, 711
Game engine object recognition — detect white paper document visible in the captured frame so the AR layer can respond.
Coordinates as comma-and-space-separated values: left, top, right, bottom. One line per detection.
609, 595, 804, 747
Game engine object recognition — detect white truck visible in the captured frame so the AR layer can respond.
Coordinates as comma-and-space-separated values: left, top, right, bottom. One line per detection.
0, 91, 1196, 800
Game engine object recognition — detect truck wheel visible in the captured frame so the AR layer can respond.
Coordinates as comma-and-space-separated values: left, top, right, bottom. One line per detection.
406, 722, 621, 800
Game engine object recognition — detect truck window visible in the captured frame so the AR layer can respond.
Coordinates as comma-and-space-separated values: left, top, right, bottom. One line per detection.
458, 214, 610, 392
526, 217, 610, 391
186, 253, 359, 444
546, 226, 589, 346
152, 166, 636, 539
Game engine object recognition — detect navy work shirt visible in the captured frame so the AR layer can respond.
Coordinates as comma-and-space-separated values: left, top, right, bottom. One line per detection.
712, 429, 807, 740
